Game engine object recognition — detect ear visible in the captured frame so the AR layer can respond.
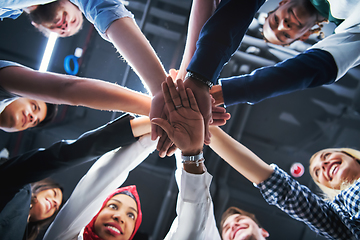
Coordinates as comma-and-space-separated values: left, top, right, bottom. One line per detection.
279, 0, 289, 6
261, 228, 270, 238
24, 5, 38, 13
299, 30, 312, 42
31, 21, 40, 28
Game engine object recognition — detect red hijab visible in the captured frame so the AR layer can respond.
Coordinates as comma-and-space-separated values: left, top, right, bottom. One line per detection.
83, 185, 142, 240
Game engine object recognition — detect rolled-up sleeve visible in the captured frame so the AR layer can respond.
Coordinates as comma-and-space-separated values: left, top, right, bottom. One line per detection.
71, 0, 134, 41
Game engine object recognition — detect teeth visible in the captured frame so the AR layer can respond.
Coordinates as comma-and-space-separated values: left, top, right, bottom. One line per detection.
330, 164, 337, 176
107, 226, 120, 234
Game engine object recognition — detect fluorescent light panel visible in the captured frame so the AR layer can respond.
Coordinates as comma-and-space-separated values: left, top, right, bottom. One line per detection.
39, 32, 58, 72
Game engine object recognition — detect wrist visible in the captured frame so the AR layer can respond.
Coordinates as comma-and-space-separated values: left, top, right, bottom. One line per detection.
185, 71, 212, 90
181, 151, 204, 167
183, 162, 205, 174
181, 148, 203, 156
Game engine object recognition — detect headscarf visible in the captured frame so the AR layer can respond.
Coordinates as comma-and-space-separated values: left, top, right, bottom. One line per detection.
83, 185, 142, 240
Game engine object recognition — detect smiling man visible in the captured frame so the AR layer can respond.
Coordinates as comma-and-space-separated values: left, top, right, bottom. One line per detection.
221, 207, 269, 240
179, 0, 360, 118
0, 90, 58, 132
26, 0, 84, 37
0, 97, 48, 132
262, 0, 345, 46
263, 0, 323, 45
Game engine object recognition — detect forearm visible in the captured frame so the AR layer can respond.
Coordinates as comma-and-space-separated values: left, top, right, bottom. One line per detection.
165, 152, 218, 240
177, 0, 219, 80
219, 49, 338, 106
187, 0, 265, 84
0, 114, 136, 188
130, 116, 151, 137
209, 126, 273, 184
0, 66, 152, 115
107, 17, 167, 94
44, 136, 156, 240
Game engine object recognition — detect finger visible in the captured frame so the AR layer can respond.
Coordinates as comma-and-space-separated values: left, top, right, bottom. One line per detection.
158, 136, 173, 158
176, 79, 190, 108
151, 118, 173, 139
166, 76, 182, 108
212, 119, 227, 126
151, 123, 159, 140
212, 105, 226, 113
162, 81, 175, 113
186, 88, 200, 112
212, 112, 231, 123
156, 135, 167, 158
210, 94, 215, 104
166, 144, 178, 157
169, 69, 178, 80
204, 115, 212, 145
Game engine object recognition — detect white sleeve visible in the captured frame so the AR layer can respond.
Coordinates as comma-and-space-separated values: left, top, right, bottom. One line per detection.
310, 3, 360, 81
164, 151, 221, 240
43, 135, 156, 240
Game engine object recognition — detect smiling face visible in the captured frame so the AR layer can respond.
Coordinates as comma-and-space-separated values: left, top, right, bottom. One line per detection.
31, 0, 83, 37
222, 214, 269, 240
263, 0, 318, 45
94, 194, 138, 240
29, 188, 62, 222
310, 150, 360, 189
0, 98, 47, 132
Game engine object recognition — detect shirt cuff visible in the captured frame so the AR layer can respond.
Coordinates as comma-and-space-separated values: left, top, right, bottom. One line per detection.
180, 168, 212, 203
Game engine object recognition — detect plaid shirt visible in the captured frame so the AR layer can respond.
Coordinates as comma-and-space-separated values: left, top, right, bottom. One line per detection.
257, 164, 360, 240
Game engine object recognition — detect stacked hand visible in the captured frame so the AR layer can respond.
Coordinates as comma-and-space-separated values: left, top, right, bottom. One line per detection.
151, 77, 204, 155
150, 70, 230, 157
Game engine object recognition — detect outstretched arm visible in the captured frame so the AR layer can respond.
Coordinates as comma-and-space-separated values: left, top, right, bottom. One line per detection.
44, 135, 156, 240
107, 17, 167, 95
164, 151, 221, 240
209, 126, 273, 184
0, 64, 151, 116
177, 0, 220, 80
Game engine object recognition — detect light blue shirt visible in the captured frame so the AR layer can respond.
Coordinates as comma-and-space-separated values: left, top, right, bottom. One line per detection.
0, 0, 56, 19
0, 0, 134, 41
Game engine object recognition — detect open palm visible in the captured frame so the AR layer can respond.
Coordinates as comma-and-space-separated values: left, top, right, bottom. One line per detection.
151, 77, 204, 155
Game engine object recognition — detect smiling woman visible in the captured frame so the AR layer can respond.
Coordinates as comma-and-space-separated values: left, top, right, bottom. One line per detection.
209, 126, 360, 239
309, 148, 360, 200
26, 179, 64, 240
85, 186, 142, 240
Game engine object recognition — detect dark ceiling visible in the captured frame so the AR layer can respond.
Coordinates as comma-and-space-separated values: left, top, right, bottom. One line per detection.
1, 0, 360, 239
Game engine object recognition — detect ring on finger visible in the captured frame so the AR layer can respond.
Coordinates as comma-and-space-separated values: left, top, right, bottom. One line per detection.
175, 104, 182, 109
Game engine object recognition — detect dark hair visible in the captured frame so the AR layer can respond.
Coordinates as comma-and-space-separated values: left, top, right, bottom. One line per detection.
36, 103, 58, 128
28, 0, 63, 26
220, 206, 262, 234
262, 8, 326, 46
115, 190, 136, 201
25, 178, 64, 240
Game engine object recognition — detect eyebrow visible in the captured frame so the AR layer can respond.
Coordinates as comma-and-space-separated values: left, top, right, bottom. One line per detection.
111, 199, 138, 213
268, 13, 284, 44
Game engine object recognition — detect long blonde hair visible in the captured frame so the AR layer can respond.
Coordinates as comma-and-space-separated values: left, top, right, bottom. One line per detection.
309, 148, 360, 200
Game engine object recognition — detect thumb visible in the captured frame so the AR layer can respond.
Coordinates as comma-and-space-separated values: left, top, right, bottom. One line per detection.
151, 118, 173, 137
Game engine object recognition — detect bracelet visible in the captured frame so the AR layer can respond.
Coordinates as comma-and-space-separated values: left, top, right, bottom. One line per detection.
185, 71, 214, 89
181, 151, 204, 167
182, 158, 205, 167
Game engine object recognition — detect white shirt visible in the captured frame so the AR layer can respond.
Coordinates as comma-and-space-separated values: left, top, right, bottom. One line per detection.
310, 0, 360, 80
44, 135, 156, 240
44, 138, 222, 240
164, 151, 221, 240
